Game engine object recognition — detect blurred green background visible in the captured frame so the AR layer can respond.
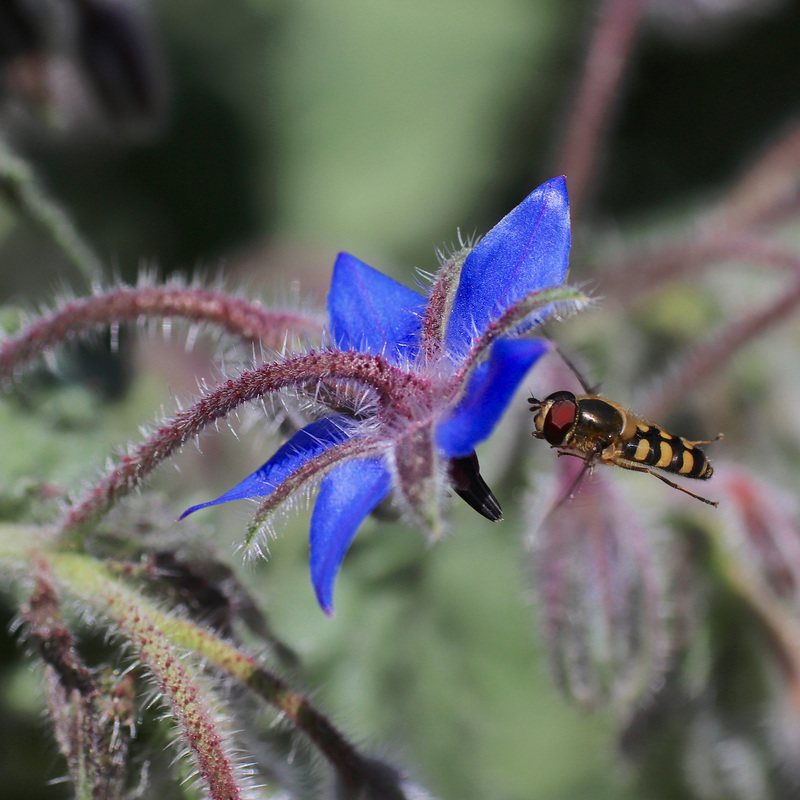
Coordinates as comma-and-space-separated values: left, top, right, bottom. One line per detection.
4, 1, 800, 798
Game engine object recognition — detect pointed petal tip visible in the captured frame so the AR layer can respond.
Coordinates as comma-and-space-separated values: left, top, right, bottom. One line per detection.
539, 174, 569, 213
542, 174, 568, 196
444, 177, 572, 352
312, 563, 337, 616
312, 565, 342, 615
179, 502, 206, 520
309, 457, 391, 617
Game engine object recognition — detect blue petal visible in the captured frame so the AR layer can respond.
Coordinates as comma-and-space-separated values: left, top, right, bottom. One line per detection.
445, 177, 571, 353
180, 416, 353, 518
327, 252, 427, 362
436, 338, 549, 458
310, 456, 391, 615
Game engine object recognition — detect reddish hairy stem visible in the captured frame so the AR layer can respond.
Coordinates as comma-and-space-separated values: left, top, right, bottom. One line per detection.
95, 575, 245, 799
0, 285, 324, 382
146, 591, 407, 799
556, 0, 646, 221
222, 644, 405, 798
53, 553, 403, 798
420, 251, 466, 362
449, 285, 584, 391
59, 351, 426, 532
643, 274, 800, 419
598, 235, 800, 303
245, 437, 386, 550
710, 119, 800, 231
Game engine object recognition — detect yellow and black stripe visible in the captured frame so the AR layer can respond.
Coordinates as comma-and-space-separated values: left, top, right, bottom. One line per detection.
619, 423, 713, 479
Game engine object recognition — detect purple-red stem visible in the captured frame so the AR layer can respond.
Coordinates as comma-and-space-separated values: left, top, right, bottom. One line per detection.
420, 252, 464, 362
710, 119, 800, 231
59, 351, 427, 533
246, 437, 386, 546
597, 235, 800, 303
643, 273, 800, 419
556, 0, 646, 221
0, 285, 324, 382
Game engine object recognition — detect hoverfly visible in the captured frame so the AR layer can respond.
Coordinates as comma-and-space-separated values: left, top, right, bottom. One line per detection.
528, 357, 719, 507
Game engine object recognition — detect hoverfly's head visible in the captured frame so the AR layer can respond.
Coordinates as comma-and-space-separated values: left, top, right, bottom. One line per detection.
528, 390, 577, 446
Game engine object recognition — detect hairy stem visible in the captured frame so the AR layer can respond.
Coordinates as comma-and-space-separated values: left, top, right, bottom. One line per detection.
50, 554, 249, 800
0, 284, 324, 382
49, 552, 406, 799
642, 272, 800, 419
453, 285, 588, 386
420, 248, 468, 362
709, 527, 800, 716
0, 141, 103, 284
244, 437, 386, 553
59, 351, 426, 533
555, 0, 646, 220
598, 235, 800, 303
710, 118, 800, 231
23, 566, 132, 800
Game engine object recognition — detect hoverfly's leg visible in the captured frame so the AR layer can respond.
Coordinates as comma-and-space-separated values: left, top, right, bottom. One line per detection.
613, 461, 719, 507
554, 448, 587, 462
563, 455, 594, 500
539, 454, 596, 524
684, 433, 723, 447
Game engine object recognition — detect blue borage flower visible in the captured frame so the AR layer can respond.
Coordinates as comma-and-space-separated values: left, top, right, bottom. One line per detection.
183, 177, 584, 613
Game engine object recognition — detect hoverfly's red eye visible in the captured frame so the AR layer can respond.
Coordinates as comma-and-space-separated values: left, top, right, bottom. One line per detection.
542, 391, 577, 446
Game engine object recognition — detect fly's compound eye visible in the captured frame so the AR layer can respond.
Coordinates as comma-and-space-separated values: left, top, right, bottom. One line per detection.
542, 391, 577, 446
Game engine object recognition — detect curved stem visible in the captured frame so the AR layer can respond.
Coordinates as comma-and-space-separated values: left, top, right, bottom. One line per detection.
420, 248, 467, 362
244, 437, 387, 553
451, 285, 588, 388
597, 234, 800, 303
555, 0, 646, 221
0, 141, 103, 284
710, 118, 800, 231
642, 273, 800, 419
49, 554, 250, 800
49, 552, 407, 799
0, 284, 325, 382
58, 351, 425, 534
709, 527, 800, 717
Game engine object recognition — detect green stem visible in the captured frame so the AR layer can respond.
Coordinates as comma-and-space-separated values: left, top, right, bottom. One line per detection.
0, 140, 103, 284
45, 550, 401, 797
49, 553, 248, 800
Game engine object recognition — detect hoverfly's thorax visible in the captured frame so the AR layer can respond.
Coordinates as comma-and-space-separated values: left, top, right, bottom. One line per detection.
573, 397, 626, 441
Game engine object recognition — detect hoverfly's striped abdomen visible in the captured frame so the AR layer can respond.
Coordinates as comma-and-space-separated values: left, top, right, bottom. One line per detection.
620, 423, 713, 480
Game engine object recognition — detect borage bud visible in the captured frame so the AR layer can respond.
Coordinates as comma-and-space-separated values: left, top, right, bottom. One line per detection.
714, 466, 800, 604
527, 457, 670, 710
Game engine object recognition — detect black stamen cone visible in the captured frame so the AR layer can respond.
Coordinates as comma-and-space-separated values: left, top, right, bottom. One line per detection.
449, 452, 503, 522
